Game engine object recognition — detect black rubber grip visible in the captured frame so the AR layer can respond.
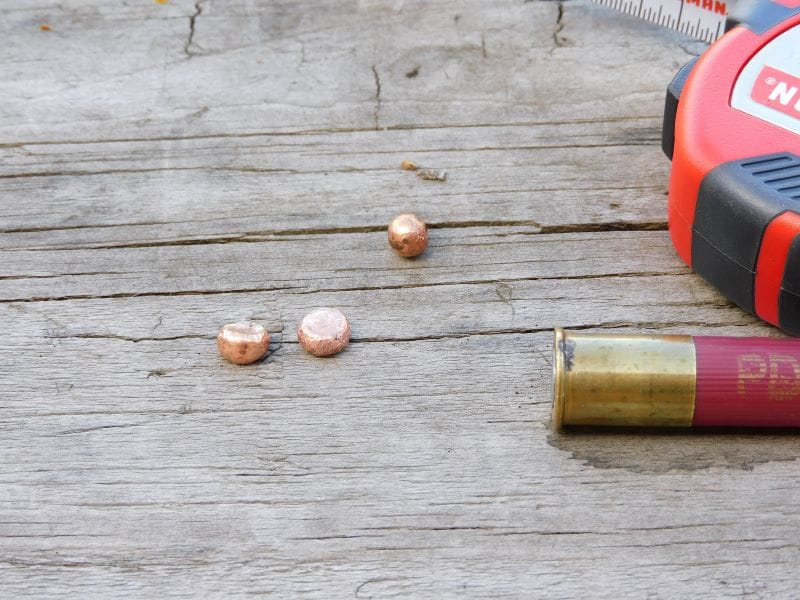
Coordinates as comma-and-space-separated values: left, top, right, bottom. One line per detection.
662, 58, 698, 161
780, 236, 800, 335
692, 153, 800, 314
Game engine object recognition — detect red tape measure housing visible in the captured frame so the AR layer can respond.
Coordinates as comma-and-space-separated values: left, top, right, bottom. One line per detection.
666, 9, 800, 332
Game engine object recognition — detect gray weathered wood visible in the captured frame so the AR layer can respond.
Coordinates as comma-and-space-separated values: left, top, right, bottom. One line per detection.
1, 0, 798, 598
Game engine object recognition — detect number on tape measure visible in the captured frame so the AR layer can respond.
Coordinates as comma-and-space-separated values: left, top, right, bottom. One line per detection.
592, 0, 727, 43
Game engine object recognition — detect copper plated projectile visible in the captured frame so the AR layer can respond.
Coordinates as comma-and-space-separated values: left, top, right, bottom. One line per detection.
388, 213, 428, 258
217, 322, 270, 365
298, 308, 351, 357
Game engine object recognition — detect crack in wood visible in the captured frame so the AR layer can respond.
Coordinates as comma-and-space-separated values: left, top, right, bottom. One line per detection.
184, 1, 204, 57
55, 422, 155, 436
0, 285, 300, 304
539, 220, 668, 234
0, 270, 689, 304
371, 65, 382, 131
553, 1, 566, 48
0, 115, 660, 149
2, 220, 669, 253
0, 272, 124, 281
47, 333, 214, 343
0, 165, 299, 180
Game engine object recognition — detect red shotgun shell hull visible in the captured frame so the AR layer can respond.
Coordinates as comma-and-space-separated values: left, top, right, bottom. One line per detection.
694, 336, 800, 427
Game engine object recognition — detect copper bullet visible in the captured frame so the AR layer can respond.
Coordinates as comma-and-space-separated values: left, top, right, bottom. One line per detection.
388, 213, 428, 258
217, 322, 270, 365
400, 159, 418, 171
297, 308, 351, 357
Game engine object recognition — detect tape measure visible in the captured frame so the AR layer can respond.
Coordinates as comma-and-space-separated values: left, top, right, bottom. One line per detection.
595, 0, 800, 334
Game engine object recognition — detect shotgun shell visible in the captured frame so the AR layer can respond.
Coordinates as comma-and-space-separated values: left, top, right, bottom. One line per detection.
552, 328, 800, 428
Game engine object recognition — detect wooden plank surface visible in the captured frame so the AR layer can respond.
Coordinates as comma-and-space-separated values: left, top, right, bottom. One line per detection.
1, 0, 798, 598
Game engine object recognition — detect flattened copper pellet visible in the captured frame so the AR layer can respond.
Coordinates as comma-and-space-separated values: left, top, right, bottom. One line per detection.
217, 322, 269, 365
388, 213, 428, 258
297, 308, 351, 357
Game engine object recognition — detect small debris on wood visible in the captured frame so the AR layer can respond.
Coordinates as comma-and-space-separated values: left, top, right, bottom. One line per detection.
39, 24, 51, 31
400, 159, 446, 181
416, 167, 447, 182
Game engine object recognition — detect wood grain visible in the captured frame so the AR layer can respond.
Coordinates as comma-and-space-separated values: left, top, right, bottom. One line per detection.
1, 0, 798, 598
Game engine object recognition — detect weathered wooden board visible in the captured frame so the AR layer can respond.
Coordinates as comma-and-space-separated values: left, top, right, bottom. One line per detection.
0, 124, 669, 250
0, 0, 701, 142
1, 0, 798, 598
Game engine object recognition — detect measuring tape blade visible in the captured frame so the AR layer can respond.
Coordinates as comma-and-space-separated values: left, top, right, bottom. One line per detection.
592, 0, 728, 42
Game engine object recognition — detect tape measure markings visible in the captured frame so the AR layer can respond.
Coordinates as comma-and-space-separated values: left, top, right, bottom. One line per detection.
593, 0, 727, 42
